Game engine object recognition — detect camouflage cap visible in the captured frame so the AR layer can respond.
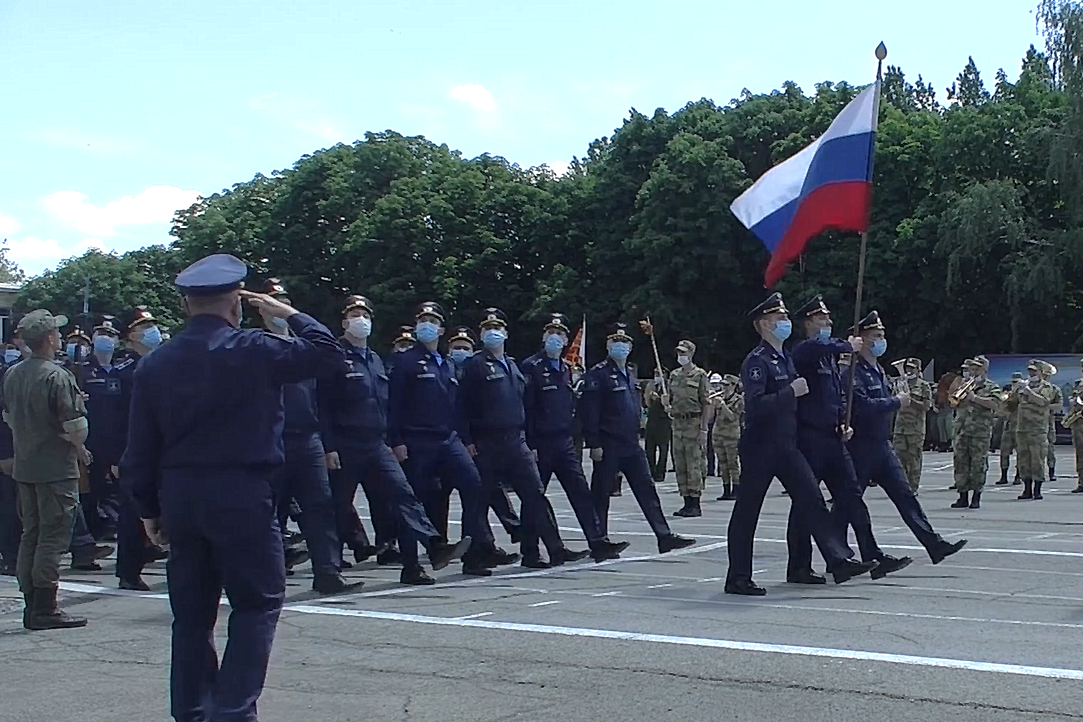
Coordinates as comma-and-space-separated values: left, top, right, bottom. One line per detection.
966, 355, 990, 370
17, 310, 69, 345
676, 339, 696, 356
722, 373, 740, 384
1011, 371, 1024, 381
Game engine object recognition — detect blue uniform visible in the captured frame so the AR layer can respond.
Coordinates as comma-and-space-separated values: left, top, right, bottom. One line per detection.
521, 350, 605, 556
459, 349, 564, 558
82, 355, 126, 536
387, 342, 490, 559
122, 312, 344, 722
725, 341, 853, 586
0, 363, 20, 569
273, 377, 341, 577
578, 358, 671, 538
317, 340, 440, 570
788, 338, 883, 571
845, 356, 942, 555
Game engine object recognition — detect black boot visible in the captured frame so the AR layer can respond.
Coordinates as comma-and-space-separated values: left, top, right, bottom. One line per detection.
673, 496, 698, 517
1049, 466, 1056, 481
950, 491, 970, 508
716, 483, 731, 501
400, 565, 435, 586
969, 491, 981, 509
313, 573, 365, 596
1034, 480, 1044, 500
996, 469, 1009, 485
21, 588, 32, 630
1012, 476, 1022, 485
1018, 479, 1033, 500
29, 586, 87, 630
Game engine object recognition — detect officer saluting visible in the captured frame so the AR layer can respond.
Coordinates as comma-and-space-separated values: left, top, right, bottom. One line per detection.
725, 294, 876, 596
578, 323, 695, 553
121, 254, 350, 721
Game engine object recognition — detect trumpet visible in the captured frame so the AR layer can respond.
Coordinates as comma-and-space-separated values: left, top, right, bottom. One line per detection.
1064, 395, 1083, 428
708, 388, 736, 402
949, 376, 980, 408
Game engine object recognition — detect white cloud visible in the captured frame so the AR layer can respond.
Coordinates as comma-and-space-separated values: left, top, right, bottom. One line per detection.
0, 213, 20, 236
4, 236, 104, 266
448, 84, 498, 113
545, 161, 572, 177
42, 185, 200, 237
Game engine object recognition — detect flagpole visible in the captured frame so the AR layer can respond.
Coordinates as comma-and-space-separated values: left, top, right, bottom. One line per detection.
844, 41, 887, 429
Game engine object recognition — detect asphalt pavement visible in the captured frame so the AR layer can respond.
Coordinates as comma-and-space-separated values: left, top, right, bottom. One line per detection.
3, 449, 1083, 722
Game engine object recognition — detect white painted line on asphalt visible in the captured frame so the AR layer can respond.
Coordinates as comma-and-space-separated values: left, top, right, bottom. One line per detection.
931, 463, 954, 472
283, 605, 1083, 681
592, 591, 621, 597
529, 601, 561, 608
646, 584, 673, 589
698, 577, 723, 583
453, 612, 493, 620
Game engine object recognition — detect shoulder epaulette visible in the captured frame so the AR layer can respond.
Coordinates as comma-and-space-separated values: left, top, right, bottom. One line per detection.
590, 360, 608, 371
114, 357, 136, 371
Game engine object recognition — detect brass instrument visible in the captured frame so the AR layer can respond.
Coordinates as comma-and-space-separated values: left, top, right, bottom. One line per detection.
1063, 395, 1083, 428
949, 376, 980, 408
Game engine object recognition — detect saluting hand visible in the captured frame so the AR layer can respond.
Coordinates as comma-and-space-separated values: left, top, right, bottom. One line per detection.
240, 290, 298, 319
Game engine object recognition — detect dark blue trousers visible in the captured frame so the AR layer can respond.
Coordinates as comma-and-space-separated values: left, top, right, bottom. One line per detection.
273, 433, 341, 576
115, 490, 149, 581
0, 473, 20, 564
848, 440, 941, 554
524, 435, 605, 558
789, 429, 882, 573
330, 441, 438, 569
161, 469, 284, 722
488, 483, 522, 541
83, 455, 120, 537
474, 431, 563, 558
68, 502, 97, 552
401, 432, 492, 560
588, 441, 671, 539
726, 438, 853, 585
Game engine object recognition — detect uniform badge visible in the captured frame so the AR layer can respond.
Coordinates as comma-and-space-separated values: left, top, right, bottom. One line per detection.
749, 367, 762, 381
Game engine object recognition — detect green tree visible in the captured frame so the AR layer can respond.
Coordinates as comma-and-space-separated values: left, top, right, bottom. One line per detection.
0, 241, 25, 283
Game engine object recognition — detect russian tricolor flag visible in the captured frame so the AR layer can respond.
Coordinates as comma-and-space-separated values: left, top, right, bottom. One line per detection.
731, 83, 880, 288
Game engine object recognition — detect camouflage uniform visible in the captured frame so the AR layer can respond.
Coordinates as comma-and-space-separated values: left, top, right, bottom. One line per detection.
1047, 379, 1063, 480
1013, 360, 1059, 500
891, 358, 932, 493
997, 378, 1021, 485
667, 340, 709, 517
951, 358, 1002, 501
1067, 378, 1083, 493
711, 374, 743, 500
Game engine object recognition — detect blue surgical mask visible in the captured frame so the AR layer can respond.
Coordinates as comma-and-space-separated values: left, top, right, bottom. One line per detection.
608, 342, 631, 361
449, 348, 471, 364
4, 349, 19, 364
481, 329, 506, 349
347, 317, 372, 340
817, 326, 832, 341
93, 336, 116, 355
870, 339, 888, 358
66, 343, 78, 359
141, 327, 163, 349
416, 321, 440, 344
772, 320, 792, 342
544, 334, 565, 356
269, 317, 289, 334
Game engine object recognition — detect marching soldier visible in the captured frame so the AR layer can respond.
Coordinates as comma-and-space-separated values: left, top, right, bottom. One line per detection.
1013, 360, 1059, 501
711, 374, 743, 501
1069, 361, 1083, 494
578, 323, 695, 553
891, 357, 933, 493
724, 294, 874, 596
1041, 362, 1062, 481
950, 356, 1002, 509
845, 311, 968, 560
997, 371, 1024, 485
666, 340, 710, 517
521, 313, 627, 564
643, 367, 671, 483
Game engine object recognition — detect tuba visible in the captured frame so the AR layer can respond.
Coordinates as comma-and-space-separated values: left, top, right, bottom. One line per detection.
1064, 394, 1083, 428
949, 377, 980, 408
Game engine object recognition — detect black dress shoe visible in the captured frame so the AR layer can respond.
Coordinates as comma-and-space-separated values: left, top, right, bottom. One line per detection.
284, 547, 310, 570
118, 576, 150, 592
657, 534, 696, 554
428, 537, 471, 571
930, 539, 967, 565
352, 544, 379, 564
830, 558, 878, 584
786, 569, 827, 585
591, 540, 629, 562
462, 562, 493, 576
483, 547, 520, 567
376, 548, 403, 566
70, 560, 102, 571
552, 548, 591, 565
313, 573, 365, 595
870, 555, 913, 580
400, 566, 436, 586
521, 558, 550, 569
724, 578, 767, 596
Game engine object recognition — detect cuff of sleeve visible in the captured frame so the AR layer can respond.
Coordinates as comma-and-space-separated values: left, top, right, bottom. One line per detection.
286, 312, 314, 330
62, 417, 88, 434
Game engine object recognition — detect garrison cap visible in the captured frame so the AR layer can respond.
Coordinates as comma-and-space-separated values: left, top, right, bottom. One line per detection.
853, 310, 885, 334
66, 326, 91, 345
447, 326, 476, 347
543, 313, 571, 334
93, 315, 121, 337
394, 325, 416, 345
722, 373, 740, 384
17, 310, 69, 345
676, 339, 696, 355
748, 292, 787, 319
1011, 371, 1024, 381
175, 254, 247, 296
1027, 359, 1040, 371
343, 295, 374, 317
416, 301, 445, 323
479, 307, 507, 329
966, 355, 990, 370
607, 322, 633, 343
122, 306, 156, 335
262, 278, 288, 298
793, 294, 830, 320
903, 357, 922, 372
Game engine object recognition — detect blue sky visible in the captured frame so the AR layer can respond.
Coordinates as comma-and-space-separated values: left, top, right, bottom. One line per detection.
0, 0, 1046, 276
